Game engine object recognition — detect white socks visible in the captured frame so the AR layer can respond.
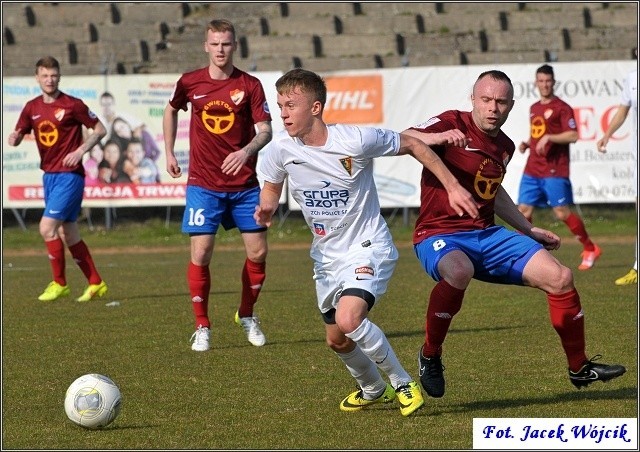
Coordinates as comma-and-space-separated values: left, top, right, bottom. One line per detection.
344, 318, 412, 389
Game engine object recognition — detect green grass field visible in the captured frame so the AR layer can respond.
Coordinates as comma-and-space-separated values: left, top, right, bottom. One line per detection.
2, 206, 637, 449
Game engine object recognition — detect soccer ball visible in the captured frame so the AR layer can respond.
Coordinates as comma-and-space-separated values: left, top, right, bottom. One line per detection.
64, 373, 122, 429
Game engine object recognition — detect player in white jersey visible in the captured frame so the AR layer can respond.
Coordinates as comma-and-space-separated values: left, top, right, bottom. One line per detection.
255, 68, 478, 416
597, 62, 638, 285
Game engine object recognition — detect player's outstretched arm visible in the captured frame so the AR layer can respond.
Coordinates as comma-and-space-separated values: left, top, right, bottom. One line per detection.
398, 132, 479, 219
597, 104, 630, 153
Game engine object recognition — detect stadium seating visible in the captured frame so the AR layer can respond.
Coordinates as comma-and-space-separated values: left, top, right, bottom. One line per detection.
2, 2, 637, 76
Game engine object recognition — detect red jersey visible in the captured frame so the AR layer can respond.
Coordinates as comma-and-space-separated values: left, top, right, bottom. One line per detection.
523, 96, 577, 178
169, 66, 272, 192
410, 110, 515, 245
14, 92, 100, 176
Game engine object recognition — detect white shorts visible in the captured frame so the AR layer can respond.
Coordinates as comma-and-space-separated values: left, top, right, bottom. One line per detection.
313, 241, 398, 315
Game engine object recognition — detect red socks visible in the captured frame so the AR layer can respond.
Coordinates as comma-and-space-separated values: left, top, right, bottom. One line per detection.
423, 279, 465, 357
68, 240, 102, 285
564, 213, 595, 251
238, 259, 266, 318
547, 289, 587, 371
45, 238, 66, 285
188, 262, 211, 329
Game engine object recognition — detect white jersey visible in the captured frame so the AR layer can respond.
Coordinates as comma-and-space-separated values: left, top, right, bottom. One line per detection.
258, 124, 400, 263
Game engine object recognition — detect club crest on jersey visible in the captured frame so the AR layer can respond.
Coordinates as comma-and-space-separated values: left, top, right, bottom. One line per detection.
339, 157, 352, 175
313, 222, 326, 236
54, 108, 65, 121
230, 89, 244, 105
543, 108, 553, 120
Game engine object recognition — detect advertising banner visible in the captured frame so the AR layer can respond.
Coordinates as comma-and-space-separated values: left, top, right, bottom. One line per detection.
287, 61, 636, 210
3, 61, 636, 212
3, 71, 284, 208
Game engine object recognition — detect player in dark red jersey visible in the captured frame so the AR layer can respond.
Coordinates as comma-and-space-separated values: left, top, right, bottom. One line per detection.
163, 19, 272, 351
403, 70, 625, 399
8, 56, 108, 303
517, 64, 601, 271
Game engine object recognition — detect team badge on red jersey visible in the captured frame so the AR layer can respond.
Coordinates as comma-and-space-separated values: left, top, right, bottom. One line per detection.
230, 89, 244, 105
54, 108, 65, 122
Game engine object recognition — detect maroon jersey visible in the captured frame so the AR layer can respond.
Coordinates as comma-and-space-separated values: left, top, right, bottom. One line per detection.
169, 67, 272, 192
523, 96, 576, 178
14, 92, 100, 176
410, 110, 515, 245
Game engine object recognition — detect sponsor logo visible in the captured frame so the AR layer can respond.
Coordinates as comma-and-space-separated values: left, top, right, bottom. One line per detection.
48, 209, 61, 214
31, 115, 41, 120
355, 266, 374, 276
573, 369, 599, 381
435, 312, 452, 319
323, 75, 383, 124
464, 146, 483, 152
193, 94, 207, 99
303, 185, 349, 208
414, 117, 440, 129
375, 349, 389, 365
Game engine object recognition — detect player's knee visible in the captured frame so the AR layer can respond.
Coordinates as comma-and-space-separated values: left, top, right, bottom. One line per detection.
545, 265, 575, 293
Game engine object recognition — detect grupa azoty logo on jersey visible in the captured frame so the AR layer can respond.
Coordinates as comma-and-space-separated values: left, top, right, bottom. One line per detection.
302, 180, 350, 209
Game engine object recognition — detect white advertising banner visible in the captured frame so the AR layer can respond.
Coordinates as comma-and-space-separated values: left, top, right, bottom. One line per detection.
288, 60, 637, 210
2, 71, 284, 208
3, 61, 636, 211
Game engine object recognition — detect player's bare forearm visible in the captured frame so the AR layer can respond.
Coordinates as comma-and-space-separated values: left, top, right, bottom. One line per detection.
597, 105, 630, 152
530, 227, 561, 250
494, 188, 558, 249
255, 181, 282, 227
222, 122, 272, 176
8, 130, 24, 146
402, 128, 468, 148
163, 105, 181, 177
243, 121, 272, 157
399, 132, 478, 218
63, 122, 106, 167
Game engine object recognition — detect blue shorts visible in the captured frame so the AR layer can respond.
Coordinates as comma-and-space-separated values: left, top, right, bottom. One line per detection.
414, 225, 543, 285
518, 174, 574, 207
42, 172, 84, 222
182, 185, 267, 235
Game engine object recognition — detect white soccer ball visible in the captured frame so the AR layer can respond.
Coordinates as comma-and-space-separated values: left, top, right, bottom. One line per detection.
64, 373, 122, 429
